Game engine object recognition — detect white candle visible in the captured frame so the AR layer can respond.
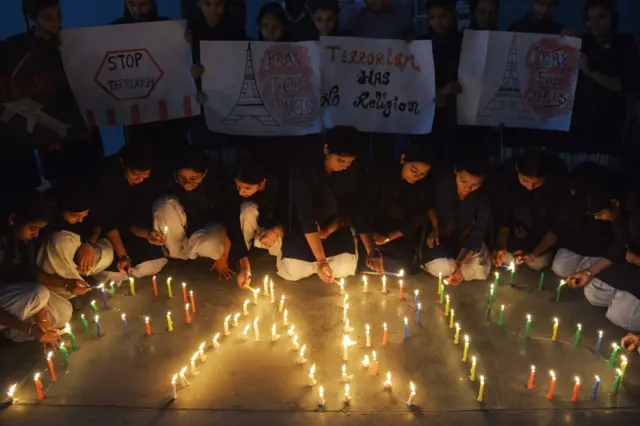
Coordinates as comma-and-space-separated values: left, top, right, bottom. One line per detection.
343, 294, 349, 307
362, 354, 370, 368
253, 317, 260, 342
382, 275, 387, 293
179, 366, 189, 386
339, 278, 345, 295
242, 325, 249, 340
343, 334, 350, 361
243, 300, 249, 316
292, 335, 299, 350
318, 385, 325, 406
366, 324, 371, 347
341, 364, 347, 381
212, 332, 220, 348
198, 342, 206, 361
171, 374, 178, 400
288, 325, 295, 337
271, 323, 280, 342
224, 315, 231, 336
344, 383, 350, 403
308, 364, 316, 386
297, 344, 307, 364
263, 275, 269, 296
253, 289, 259, 305
283, 308, 289, 326
190, 353, 198, 375
233, 313, 240, 327
363, 275, 368, 292
343, 303, 349, 323
407, 381, 416, 406
270, 281, 275, 303
279, 295, 285, 313
344, 318, 351, 333
384, 371, 392, 389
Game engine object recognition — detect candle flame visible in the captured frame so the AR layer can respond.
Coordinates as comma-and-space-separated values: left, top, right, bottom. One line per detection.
234, 313, 240, 320
95, 315, 100, 322
244, 299, 249, 306
34, 373, 40, 381
242, 325, 249, 336
531, 365, 536, 372
527, 314, 531, 321
410, 381, 416, 394
612, 342, 618, 349
319, 385, 324, 398
595, 375, 600, 380
372, 350, 377, 360
254, 317, 259, 326
616, 368, 622, 376
190, 290, 194, 296
7, 383, 17, 398
385, 371, 392, 384
399, 279, 403, 288
171, 374, 177, 385
253, 288, 259, 296
621, 355, 628, 364
455, 322, 460, 330
339, 278, 345, 287
182, 282, 186, 288
577, 323, 582, 329
414, 289, 418, 296
549, 370, 556, 379
404, 317, 408, 325
342, 364, 346, 375
399, 269, 405, 277
199, 342, 205, 351
91, 300, 96, 305
509, 261, 515, 272
575, 376, 580, 384
213, 332, 220, 342
495, 271, 499, 278
163, 226, 168, 233
272, 323, 276, 335
284, 309, 288, 319
309, 364, 316, 378
362, 355, 370, 366
280, 295, 285, 302
418, 303, 422, 310
553, 317, 559, 324
598, 330, 603, 336
366, 324, 370, 333
299, 344, 306, 357
480, 375, 485, 384
343, 334, 353, 347
191, 353, 198, 363
60, 342, 65, 348
363, 275, 368, 283
144, 316, 149, 322
185, 303, 190, 310
472, 356, 476, 364
224, 315, 231, 322
464, 335, 469, 343
179, 367, 187, 376
46, 351, 53, 360
168, 277, 172, 283
122, 313, 126, 319
383, 322, 387, 330
446, 294, 450, 301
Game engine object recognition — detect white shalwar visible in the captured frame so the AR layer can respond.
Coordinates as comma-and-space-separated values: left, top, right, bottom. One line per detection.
551, 248, 602, 278
240, 201, 282, 256
37, 231, 114, 299
423, 243, 492, 282
0, 282, 72, 342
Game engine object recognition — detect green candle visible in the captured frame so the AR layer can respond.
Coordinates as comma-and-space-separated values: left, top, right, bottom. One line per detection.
498, 305, 505, 326
439, 283, 445, 305
613, 369, 623, 394
538, 271, 545, 291
493, 272, 499, 296
608, 343, 621, 367
437, 273, 443, 295
487, 285, 495, 311
59, 343, 70, 367
524, 315, 532, 339
555, 280, 566, 303
80, 314, 89, 334
67, 329, 79, 350
109, 282, 116, 299
573, 323, 582, 347
90, 300, 98, 315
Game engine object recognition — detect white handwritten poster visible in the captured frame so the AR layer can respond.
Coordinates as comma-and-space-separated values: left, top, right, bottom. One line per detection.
200, 41, 321, 136
319, 36, 436, 134
457, 30, 581, 131
60, 20, 198, 126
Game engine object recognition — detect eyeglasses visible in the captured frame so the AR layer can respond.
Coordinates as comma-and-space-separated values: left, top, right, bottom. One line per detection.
175, 173, 204, 188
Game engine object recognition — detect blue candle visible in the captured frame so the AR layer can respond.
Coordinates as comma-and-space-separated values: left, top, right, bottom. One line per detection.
95, 315, 102, 337
591, 376, 600, 400
404, 317, 409, 339
416, 303, 421, 324
594, 330, 603, 356
101, 286, 109, 310
121, 313, 128, 335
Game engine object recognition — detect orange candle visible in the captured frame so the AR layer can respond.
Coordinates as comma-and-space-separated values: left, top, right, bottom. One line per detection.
570, 377, 580, 402
182, 283, 188, 303
398, 280, 404, 300
152, 275, 158, 297
527, 365, 536, 390
185, 304, 192, 324
382, 323, 388, 346
46, 352, 57, 382
145, 317, 152, 336
371, 351, 378, 376
190, 291, 196, 313
546, 371, 556, 400
34, 373, 44, 400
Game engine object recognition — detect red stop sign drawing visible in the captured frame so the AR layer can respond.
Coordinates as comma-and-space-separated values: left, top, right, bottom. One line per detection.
94, 48, 164, 101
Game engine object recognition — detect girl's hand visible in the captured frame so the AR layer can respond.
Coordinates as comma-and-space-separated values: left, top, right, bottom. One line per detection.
190, 64, 205, 79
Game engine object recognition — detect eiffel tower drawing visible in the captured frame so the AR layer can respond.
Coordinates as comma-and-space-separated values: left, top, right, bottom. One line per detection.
222, 43, 279, 127
479, 33, 533, 119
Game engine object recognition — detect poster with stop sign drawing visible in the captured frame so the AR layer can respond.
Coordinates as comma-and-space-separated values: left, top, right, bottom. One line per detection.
319, 36, 436, 134
200, 40, 321, 136
457, 30, 581, 131
60, 20, 198, 126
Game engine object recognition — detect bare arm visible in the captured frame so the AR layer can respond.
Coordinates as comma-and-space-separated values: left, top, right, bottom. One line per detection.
0, 307, 30, 334
87, 225, 102, 244
105, 229, 128, 257
496, 226, 510, 250
38, 270, 67, 288
359, 233, 375, 255
585, 257, 614, 276
304, 232, 327, 262
455, 248, 474, 265
427, 208, 438, 230
532, 231, 559, 258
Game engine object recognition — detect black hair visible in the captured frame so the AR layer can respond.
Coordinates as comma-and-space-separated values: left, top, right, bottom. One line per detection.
515, 150, 554, 179
582, 178, 621, 215
325, 126, 362, 157
236, 155, 267, 185
454, 151, 490, 178
10, 192, 54, 225
403, 138, 435, 166
122, 0, 158, 19
469, 0, 499, 29
256, 2, 287, 40
175, 147, 210, 174
56, 180, 94, 213
584, 0, 619, 34
426, 0, 457, 13
119, 143, 154, 172
22, 0, 59, 33
309, 0, 340, 15
568, 162, 600, 194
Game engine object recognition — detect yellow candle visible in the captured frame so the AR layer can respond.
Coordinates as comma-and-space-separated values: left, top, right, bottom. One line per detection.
462, 335, 470, 362
129, 277, 135, 296
444, 294, 450, 316
621, 355, 628, 381
454, 323, 461, 344
449, 309, 455, 328
551, 317, 559, 341
477, 376, 485, 402
469, 356, 477, 381
166, 311, 174, 332
167, 277, 173, 298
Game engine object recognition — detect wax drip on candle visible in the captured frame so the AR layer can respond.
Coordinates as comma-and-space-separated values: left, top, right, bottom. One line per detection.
212, 332, 220, 348
233, 313, 240, 327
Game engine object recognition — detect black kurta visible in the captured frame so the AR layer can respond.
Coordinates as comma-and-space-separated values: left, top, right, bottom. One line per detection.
0, 227, 38, 284
240, 172, 286, 230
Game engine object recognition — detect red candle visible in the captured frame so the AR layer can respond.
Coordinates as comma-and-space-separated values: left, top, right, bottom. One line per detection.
397, 280, 404, 300
382, 323, 388, 346
182, 282, 188, 303
371, 351, 378, 376
145, 317, 152, 336
190, 291, 196, 313
527, 365, 536, 390
152, 275, 158, 297
185, 304, 192, 324
46, 352, 57, 382
570, 377, 581, 402
546, 371, 556, 400
34, 373, 44, 400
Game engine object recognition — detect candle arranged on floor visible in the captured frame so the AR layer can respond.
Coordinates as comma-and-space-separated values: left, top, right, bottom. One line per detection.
469, 356, 477, 382
242, 325, 250, 341
498, 305, 505, 327
487, 284, 495, 311
182, 282, 188, 303
233, 313, 240, 327
65, 324, 79, 350
404, 317, 409, 339
574, 323, 582, 347
524, 315, 532, 339
439, 281, 446, 305
90, 300, 98, 315
166, 312, 174, 332
308, 364, 316, 387
344, 384, 350, 404
167, 277, 173, 298
555, 280, 566, 303
263, 275, 269, 296
279, 295, 285, 313
59, 343, 69, 367
477, 376, 485, 402
339, 278, 345, 295
384, 371, 392, 390
185, 304, 192, 324
527, 365, 536, 389
212, 333, 220, 349
493, 271, 499, 293
551, 317, 559, 341
297, 344, 307, 364
362, 354, 370, 368
449, 309, 455, 328
382, 323, 388, 346
438, 272, 443, 295
171, 374, 177, 400
253, 288, 259, 305
253, 317, 260, 342
407, 382, 416, 406
591, 375, 600, 400
381, 275, 387, 294
81, 313, 89, 333
414, 289, 419, 306
271, 323, 280, 342
121, 313, 128, 335
100, 285, 109, 310
613, 369, 623, 394
318, 385, 325, 407
190, 291, 196, 313
46, 352, 57, 382
371, 351, 378, 376
34, 373, 44, 400
145, 317, 152, 336
365, 324, 371, 347
243, 300, 249, 316
444, 294, 451, 316
570, 377, 581, 402
546, 371, 556, 400
454, 323, 461, 344
152, 275, 158, 297
223, 315, 231, 335
398, 280, 404, 300
509, 262, 516, 286
343, 334, 351, 361
416, 303, 422, 324
462, 335, 470, 362
129, 277, 135, 296
608, 343, 621, 366
362, 275, 368, 293
95, 315, 102, 337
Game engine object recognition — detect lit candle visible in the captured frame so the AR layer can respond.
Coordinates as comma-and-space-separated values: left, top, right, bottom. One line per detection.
90, 300, 98, 315
608, 343, 621, 367
152, 275, 158, 297
382, 275, 387, 293
279, 295, 285, 313
574, 323, 582, 347
407, 381, 416, 406
243, 300, 249, 316
440, 280, 446, 305
343, 334, 350, 360
416, 303, 422, 324
362, 354, 370, 368
414, 289, 419, 306
570, 377, 581, 402
449, 308, 455, 328
546, 370, 556, 400
341, 364, 348, 382
477, 376, 485, 402
538, 271, 545, 291
297, 344, 307, 364
283, 309, 288, 326
527, 365, 536, 390
438, 272, 443, 295
7, 383, 17, 403
34, 373, 44, 400
462, 335, 470, 362
129, 277, 136, 296
145, 316, 151, 336
163, 225, 168, 238
199, 342, 206, 361
271, 323, 280, 342
509, 261, 515, 286
179, 367, 189, 387
263, 275, 269, 296
109, 281, 116, 299
382, 323, 388, 346
365, 324, 371, 347
384, 371, 392, 390
343, 294, 349, 307
100, 285, 109, 310
190, 353, 198, 375
371, 351, 378, 376
171, 374, 178, 400
224, 315, 231, 335
242, 325, 249, 341
182, 282, 188, 303
253, 317, 260, 342
344, 383, 350, 404
185, 304, 192, 324
524, 315, 532, 339
65, 323, 79, 350
613, 368, 623, 394
233, 313, 240, 327
343, 303, 349, 323
454, 323, 461, 344
397, 279, 404, 300
551, 317, 559, 341
555, 280, 566, 303
95, 315, 102, 337
121, 313, 128, 334
445, 294, 451, 316
287, 325, 295, 337
594, 330, 603, 356
404, 317, 409, 340
493, 272, 499, 293
253, 288, 259, 305
469, 356, 477, 381
166, 311, 174, 332
621, 355, 628, 380
363, 275, 368, 293
46, 352, 57, 382
190, 291, 196, 313
339, 278, 345, 295
487, 285, 494, 311
59, 342, 69, 367
344, 319, 351, 334
318, 385, 325, 407
292, 335, 299, 350
212, 332, 220, 348
308, 364, 316, 387
498, 305, 505, 327
591, 375, 600, 400
167, 277, 173, 298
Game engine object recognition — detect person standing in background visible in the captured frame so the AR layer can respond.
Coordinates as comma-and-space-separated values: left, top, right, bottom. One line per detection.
507, 0, 566, 35
309, 0, 340, 37
469, 0, 499, 31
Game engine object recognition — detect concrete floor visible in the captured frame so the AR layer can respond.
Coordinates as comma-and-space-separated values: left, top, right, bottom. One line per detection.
1, 255, 639, 426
